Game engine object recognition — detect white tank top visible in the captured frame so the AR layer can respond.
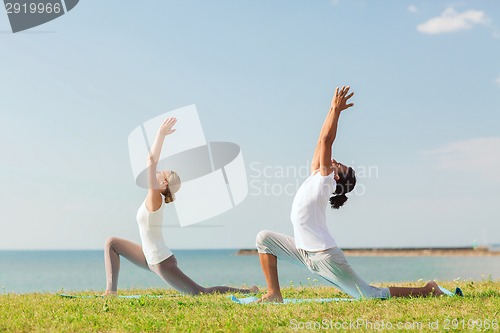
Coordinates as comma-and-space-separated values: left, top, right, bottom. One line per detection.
290, 171, 337, 251
136, 201, 172, 265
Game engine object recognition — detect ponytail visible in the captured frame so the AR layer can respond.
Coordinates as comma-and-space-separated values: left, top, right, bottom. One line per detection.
162, 170, 181, 204
163, 186, 175, 204
330, 166, 356, 209
330, 193, 348, 209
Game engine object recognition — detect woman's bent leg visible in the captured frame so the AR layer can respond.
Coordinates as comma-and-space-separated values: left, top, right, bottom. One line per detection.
149, 255, 252, 295
148, 255, 202, 295
103, 237, 149, 293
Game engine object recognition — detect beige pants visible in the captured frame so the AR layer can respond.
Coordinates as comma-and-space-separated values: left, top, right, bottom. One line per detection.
256, 230, 390, 299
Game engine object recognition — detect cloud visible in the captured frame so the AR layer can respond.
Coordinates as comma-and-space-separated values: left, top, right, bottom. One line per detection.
423, 137, 500, 182
417, 7, 488, 34
408, 5, 418, 14
496, 75, 500, 86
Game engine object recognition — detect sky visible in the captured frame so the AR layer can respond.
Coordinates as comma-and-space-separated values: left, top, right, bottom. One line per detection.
0, 0, 499, 250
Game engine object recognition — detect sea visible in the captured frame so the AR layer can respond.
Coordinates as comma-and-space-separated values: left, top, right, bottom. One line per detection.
1, 250, 500, 294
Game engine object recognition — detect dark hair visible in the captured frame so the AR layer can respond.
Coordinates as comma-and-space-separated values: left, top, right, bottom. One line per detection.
329, 167, 356, 209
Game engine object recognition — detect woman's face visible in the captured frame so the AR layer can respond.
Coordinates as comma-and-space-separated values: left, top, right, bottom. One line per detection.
156, 170, 171, 188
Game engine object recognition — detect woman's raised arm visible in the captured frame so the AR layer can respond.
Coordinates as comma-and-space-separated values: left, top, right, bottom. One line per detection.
145, 117, 177, 209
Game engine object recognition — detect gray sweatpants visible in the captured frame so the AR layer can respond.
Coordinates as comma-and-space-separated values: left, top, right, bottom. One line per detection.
256, 230, 390, 299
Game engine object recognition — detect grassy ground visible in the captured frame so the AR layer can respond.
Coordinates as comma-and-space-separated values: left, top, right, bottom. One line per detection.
0, 281, 499, 332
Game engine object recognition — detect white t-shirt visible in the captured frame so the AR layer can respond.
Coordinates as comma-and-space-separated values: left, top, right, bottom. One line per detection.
290, 171, 337, 251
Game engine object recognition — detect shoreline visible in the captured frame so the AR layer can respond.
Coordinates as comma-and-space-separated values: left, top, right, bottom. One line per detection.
237, 246, 500, 257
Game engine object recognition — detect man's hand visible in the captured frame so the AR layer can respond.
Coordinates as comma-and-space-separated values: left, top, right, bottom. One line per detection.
330, 86, 354, 113
158, 117, 177, 137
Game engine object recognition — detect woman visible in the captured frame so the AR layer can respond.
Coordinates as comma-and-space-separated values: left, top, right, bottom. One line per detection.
103, 117, 257, 296
256, 86, 445, 302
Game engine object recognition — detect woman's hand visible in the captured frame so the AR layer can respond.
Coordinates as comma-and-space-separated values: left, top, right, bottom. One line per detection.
158, 117, 177, 137
330, 86, 354, 113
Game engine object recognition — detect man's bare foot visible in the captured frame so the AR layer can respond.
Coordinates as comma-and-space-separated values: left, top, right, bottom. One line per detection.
256, 293, 283, 303
249, 285, 259, 293
426, 281, 444, 296
101, 290, 117, 297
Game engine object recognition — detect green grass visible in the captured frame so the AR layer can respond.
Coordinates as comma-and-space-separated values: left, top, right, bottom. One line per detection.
0, 281, 499, 332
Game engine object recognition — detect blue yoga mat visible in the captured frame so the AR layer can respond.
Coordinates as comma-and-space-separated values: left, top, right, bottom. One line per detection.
438, 286, 463, 297
230, 285, 463, 304
230, 295, 356, 304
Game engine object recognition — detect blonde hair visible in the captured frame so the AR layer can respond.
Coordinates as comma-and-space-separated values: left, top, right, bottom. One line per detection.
163, 171, 181, 204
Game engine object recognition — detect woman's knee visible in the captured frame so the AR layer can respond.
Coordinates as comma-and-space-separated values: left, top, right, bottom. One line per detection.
104, 236, 120, 250
194, 287, 207, 295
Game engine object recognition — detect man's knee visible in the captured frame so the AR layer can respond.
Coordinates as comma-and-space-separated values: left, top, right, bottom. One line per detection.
256, 230, 279, 255
256, 230, 274, 247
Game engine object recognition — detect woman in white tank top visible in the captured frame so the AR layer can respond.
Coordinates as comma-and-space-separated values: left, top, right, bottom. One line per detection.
102, 117, 257, 296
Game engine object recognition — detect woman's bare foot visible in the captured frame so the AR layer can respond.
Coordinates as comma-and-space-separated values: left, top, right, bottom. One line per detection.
249, 285, 259, 293
101, 290, 117, 297
425, 281, 444, 296
256, 293, 283, 303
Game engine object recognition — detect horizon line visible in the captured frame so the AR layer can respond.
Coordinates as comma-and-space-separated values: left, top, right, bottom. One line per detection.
1, 244, 499, 252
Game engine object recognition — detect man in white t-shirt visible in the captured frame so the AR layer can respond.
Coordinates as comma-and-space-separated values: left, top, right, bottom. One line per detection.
256, 86, 446, 302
